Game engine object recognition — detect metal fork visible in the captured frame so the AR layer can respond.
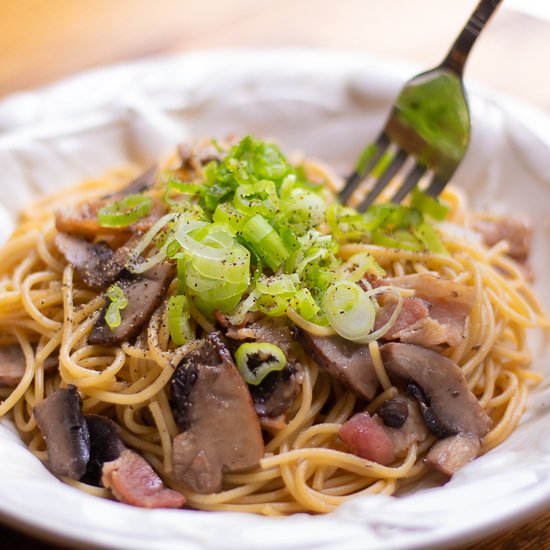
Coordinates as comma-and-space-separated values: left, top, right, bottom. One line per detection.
340, 0, 503, 211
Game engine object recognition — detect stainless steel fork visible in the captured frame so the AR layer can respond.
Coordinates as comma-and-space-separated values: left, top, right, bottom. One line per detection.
340, 0, 503, 211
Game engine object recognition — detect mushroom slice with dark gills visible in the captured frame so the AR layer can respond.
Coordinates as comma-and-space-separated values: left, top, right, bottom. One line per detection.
54, 233, 138, 290
105, 165, 158, 198
170, 333, 264, 494
224, 316, 296, 358
33, 386, 90, 479
293, 328, 379, 401
88, 262, 174, 346
376, 394, 409, 429
233, 341, 301, 418
381, 342, 492, 475
249, 363, 301, 418
80, 415, 126, 487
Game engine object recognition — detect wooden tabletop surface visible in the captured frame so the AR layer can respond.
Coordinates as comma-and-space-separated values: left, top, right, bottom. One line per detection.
0, 0, 549, 548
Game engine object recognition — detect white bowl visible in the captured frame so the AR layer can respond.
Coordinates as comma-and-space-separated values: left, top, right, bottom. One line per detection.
0, 49, 549, 550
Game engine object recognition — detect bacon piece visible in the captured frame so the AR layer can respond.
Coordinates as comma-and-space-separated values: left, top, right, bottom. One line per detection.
0, 345, 57, 387
0, 345, 29, 387
339, 412, 396, 465
374, 297, 430, 339
473, 214, 532, 263
102, 450, 184, 509
378, 273, 475, 347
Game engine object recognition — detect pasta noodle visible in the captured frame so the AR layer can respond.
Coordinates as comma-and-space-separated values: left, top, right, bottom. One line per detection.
0, 140, 548, 515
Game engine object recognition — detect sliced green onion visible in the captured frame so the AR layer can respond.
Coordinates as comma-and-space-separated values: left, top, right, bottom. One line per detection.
226, 290, 259, 325
167, 295, 193, 345
165, 239, 181, 258
105, 284, 128, 329
279, 187, 326, 228
177, 256, 186, 293
240, 214, 273, 244
337, 252, 386, 282
255, 294, 289, 317
322, 281, 376, 342
193, 283, 248, 315
235, 342, 286, 385
213, 202, 248, 232
279, 226, 301, 253
361, 286, 404, 342
233, 180, 279, 217
289, 288, 319, 320
192, 242, 250, 285
371, 228, 423, 251
126, 212, 179, 273
326, 203, 365, 240
168, 179, 202, 195
413, 221, 448, 255
163, 179, 202, 207
410, 188, 449, 221
240, 215, 289, 271
255, 274, 298, 296
98, 194, 152, 227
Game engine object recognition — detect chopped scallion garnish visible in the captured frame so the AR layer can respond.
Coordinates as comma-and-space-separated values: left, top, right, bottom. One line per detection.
105, 284, 128, 328
235, 342, 287, 385
167, 295, 193, 345
98, 194, 152, 227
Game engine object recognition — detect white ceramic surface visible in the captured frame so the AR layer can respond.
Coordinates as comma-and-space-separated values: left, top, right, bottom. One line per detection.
0, 50, 549, 550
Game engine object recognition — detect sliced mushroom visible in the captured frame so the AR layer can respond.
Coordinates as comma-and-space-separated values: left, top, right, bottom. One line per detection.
33, 386, 90, 479
377, 395, 409, 429
250, 363, 301, 418
380, 342, 492, 439
293, 328, 379, 401
379, 396, 431, 457
405, 382, 456, 439
88, 262, 174, 346
424, 433, 481, 476
106, 165, 158, 199
55, 234, 117, 290
80, 415, 126, 487
170, 333, 264, 494
224, 317, 296, 358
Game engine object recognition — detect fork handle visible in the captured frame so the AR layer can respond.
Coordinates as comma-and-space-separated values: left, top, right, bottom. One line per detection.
441, 0, 503, 75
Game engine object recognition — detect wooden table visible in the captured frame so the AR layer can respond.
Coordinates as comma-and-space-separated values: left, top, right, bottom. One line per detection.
0, 1, 549, 548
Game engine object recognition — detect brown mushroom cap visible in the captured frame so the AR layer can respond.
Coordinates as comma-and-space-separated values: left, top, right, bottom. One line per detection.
33, 386, 90, 479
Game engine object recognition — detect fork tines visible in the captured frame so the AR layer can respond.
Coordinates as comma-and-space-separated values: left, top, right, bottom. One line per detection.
339, 134, 431, 212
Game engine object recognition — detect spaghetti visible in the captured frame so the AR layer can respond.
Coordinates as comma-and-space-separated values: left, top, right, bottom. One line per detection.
0, 137, 548, 515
